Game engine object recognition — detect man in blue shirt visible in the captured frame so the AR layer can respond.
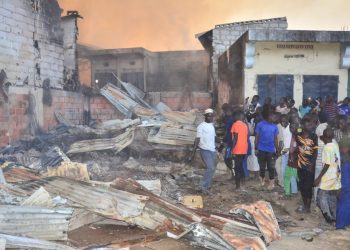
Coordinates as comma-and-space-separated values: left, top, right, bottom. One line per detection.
255, 112, 280, 190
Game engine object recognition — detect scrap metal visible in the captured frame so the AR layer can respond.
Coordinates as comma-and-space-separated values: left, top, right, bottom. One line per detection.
1, 162, 40, 183
100, 83, 157, 117
0, 233, 75, 250
147, 123, 197, 146
0, 205, 73, 241
229, 201, 281, 244
67, 126, 136, 154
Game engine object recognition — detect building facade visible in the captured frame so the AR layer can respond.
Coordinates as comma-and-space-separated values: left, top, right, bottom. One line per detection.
218, 29, 350, 108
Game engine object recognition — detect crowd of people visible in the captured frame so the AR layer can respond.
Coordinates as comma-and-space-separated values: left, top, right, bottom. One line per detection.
191, 94, 350, 230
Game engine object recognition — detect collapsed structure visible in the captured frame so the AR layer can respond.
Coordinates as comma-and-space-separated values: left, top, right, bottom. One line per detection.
1, 1, 350, 249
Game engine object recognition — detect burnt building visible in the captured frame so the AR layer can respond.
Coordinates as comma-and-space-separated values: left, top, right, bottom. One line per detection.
79, 47, 212, 110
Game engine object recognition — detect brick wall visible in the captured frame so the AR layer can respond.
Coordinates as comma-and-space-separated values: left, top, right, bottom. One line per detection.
148, 92, 212, 111
90, 96, 122, 121
43, 90, 84, 130
0, 0, 67, 88
0, 94, 29, 146
0, 87, 123, 147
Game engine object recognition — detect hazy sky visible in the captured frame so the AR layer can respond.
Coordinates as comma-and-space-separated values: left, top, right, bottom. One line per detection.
59, 0, 350, 51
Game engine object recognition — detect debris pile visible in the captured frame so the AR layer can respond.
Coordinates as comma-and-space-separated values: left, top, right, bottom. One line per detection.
0, 170, 281, 249
0, 80, 282, 249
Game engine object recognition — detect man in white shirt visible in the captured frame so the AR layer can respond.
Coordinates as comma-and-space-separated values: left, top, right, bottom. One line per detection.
190, 108, 217, 194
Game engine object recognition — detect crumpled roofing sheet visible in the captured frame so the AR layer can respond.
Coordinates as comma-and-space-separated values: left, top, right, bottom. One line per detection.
0, 233, 75, 250
17, 177, 148, 220
147, 124, 196, 146
67, 127, 135, 154
229, 200, 281, 244
0, 205, 73, 241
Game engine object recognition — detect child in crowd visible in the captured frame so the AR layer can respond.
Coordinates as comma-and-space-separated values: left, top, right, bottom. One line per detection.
285, 121, 300, 196
295, 117, 318, 213
314, 128, 341, 224
280, 115, 298, 195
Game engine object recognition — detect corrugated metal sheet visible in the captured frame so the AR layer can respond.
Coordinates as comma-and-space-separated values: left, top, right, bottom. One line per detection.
162, 111, 198, 125
1, 164, 40, 183
229, 201, 281, 244
14, 177, 280, 250
100, 83, 157, 117
0, 233, 75, 250
17, 177, 148, 220
67, 127, 135, 154
0, 205, 73, 241
147, 124, 196, 146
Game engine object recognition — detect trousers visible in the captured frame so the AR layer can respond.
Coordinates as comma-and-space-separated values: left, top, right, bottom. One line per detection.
281, 154, 298, 194
233, 154, 246, 184
257, 150, 276, 180
200, 149, 216, 191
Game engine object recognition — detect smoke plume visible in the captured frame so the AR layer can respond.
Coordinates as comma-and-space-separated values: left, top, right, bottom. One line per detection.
59, 0, 350, 51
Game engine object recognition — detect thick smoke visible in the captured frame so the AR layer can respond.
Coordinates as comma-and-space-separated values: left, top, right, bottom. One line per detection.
59, 0, 350, 51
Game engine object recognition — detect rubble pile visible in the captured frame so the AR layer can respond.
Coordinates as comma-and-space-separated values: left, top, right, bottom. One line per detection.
0, 80, 284, 249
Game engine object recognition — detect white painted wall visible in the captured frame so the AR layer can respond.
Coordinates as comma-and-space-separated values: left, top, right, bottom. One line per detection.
244, 42, 348, 106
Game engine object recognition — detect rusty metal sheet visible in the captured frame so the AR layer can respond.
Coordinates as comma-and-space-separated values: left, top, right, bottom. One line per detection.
0, 205, 73, 241
229, 200, 281, 244
46, 161, 90, 181
17, 177, 148, 220
1, 162, 40, 183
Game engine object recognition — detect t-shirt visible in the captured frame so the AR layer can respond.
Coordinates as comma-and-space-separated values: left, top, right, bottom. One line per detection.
324, 103, 340, 121
255, 120, 279, 153
299, 106, 311, 118
339, 105, 350, 116
196, 122, 216, 152
320, 142, 341, 190
231, 120, 248, 155
296, 132, 318, 171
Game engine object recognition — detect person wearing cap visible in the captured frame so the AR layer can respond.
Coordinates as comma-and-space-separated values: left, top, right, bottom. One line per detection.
190, 108, 217, 194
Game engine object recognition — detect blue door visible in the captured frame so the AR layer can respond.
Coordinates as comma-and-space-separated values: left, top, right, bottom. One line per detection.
302, 75, 338, 101
257, 74, 294, 105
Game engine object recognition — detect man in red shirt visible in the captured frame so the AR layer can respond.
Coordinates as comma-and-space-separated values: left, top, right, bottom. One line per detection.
231, 111, 249, 190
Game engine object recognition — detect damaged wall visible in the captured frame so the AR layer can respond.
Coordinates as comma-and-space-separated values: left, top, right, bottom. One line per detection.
147, 50, 210, 92
0, 86, 123, 147
80, 48, 211, 110
0, 0, 66, 88
218, 34, 245, 108
61, 12, 81, 91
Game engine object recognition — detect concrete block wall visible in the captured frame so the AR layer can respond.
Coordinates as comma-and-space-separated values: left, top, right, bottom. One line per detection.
211, 18, 288, 83
0, 0, 65, 88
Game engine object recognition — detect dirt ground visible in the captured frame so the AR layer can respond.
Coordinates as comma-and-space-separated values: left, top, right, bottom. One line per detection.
68, 157, 350, 249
